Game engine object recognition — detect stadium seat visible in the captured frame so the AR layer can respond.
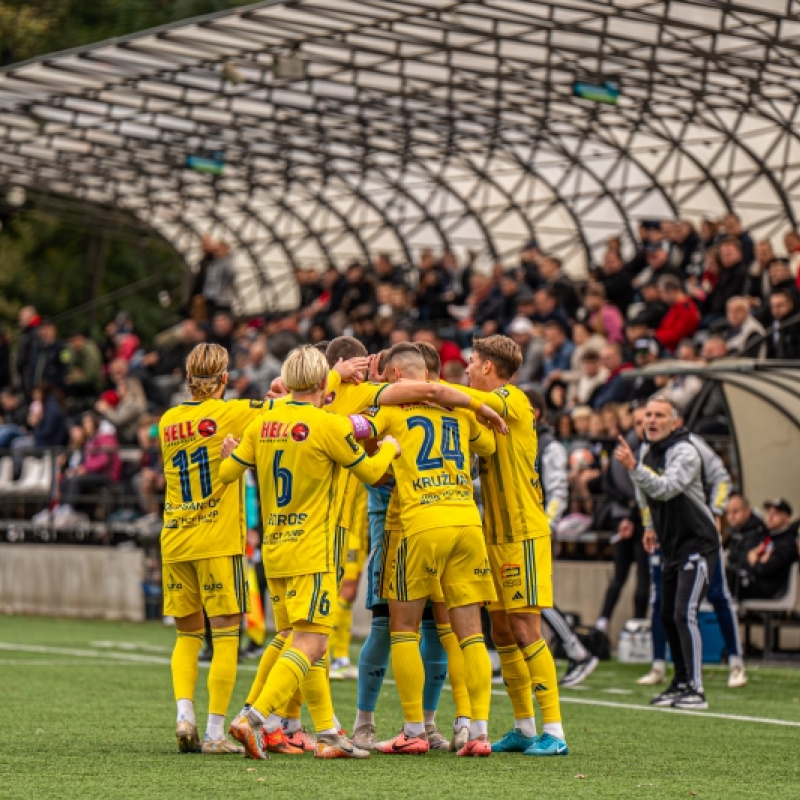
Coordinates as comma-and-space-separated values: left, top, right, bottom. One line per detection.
740, 564, 800, 659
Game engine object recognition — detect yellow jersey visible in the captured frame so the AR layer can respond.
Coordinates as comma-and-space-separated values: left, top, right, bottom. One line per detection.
323, 376, 389, 531
159, 397, 270, 563
219, 400, 396, 578
454, 383, 551, 544
364, 403, 495, 537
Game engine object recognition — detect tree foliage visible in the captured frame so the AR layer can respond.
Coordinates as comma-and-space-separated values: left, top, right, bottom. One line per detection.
0, 0, 246, 339
0, 0, 248, 66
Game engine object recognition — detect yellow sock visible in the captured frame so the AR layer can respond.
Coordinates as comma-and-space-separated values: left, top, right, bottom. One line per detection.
329, 598, 353, 662
207, 625, 240, 716
437, 625, 470, 719
522, 638, 562, 725
285, 688, 303, 720
496, 644, 534, 719
459, 635, 492, 722
253, 648, 310, 719
172, 629, 204, 703
390, 632, 424, 724
301, 655, 336, 732
246, 633, 288, 706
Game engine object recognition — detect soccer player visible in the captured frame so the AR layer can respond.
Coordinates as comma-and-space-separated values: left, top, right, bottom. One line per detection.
223, 345, 401, 760
352, 343, 467, 752
461, 335, 569, 756
526, 389, 599, 688
364, 343, 499, 757
160, 343, 269, 755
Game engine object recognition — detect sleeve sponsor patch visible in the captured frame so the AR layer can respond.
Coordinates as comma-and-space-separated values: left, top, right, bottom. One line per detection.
495, 388, 510, 398
249, 399, 265, 408
345, 433, 360, 453
363, 405, 380, 418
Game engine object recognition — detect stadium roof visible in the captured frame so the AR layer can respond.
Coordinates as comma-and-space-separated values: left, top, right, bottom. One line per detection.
2, 0, 800, 312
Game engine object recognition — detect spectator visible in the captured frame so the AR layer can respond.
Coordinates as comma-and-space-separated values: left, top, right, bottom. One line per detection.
374, 252, 407, 287
686, 247, 720, 314
540, 256, 581, 319
668, 219, 703, 278
415, 250, 448, 322
785, 229, 800, 278
594, 404, 650, 631
583, 282, 625, 344
15, 305, 41, 396
721, 213, 755, 268
58, 413, 121, 514
131, 418, 165, 525
202, 239, 237, 316
105, 311, 140, 364
507, 317, 545, 385
64, 330, 104, 402
542, 320, 575, 381
566, 349, 608, 408
442, 360, 466, 385
736, 499, 799, 600
724, 494, 769, 601
599, 248, 634, 313
633, 242, 680, 290
519, 238, 543, 291
636, 281, 669, 331
10, 383, 69, 472
478, 271, 521, 335
757, 258, 800, 326
765, 288, 800, 359
724, 296, 765, 356
95, 358, 147, 444
654, 275, 700, 354
532, 285, 571, 333
412, 327, 465, 369
747, 239, 775, 304
592, 344, 634, 409
243, 338, 281, 396
658, 340, 704, 416
570, 320, 608, 369
209, 311, 235, 352
704, 238, 749, 324
629, 338, 660, 401
28, 319, 69, 392
0, 388, 27, 448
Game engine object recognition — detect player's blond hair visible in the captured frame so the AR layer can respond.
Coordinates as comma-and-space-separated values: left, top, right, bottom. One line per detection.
186, 343, 228, 400
472, 335, 522, 379
282, 345, 329, 392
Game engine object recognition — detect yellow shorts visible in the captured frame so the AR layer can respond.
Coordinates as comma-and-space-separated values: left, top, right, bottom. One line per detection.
268, 571, 338, 632
385, 526, 496, 609
342, 521, 368, 583
487, 536, 553, 613
162, 555, 249, 619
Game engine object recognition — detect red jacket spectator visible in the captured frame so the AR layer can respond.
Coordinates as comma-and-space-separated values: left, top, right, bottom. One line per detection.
655, 276, 700, 353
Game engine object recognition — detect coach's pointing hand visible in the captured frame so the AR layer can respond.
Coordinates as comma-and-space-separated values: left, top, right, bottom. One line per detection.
614, 435, 636, 470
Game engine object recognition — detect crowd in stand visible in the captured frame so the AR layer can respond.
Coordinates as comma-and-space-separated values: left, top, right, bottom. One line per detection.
1, 216, 800, 541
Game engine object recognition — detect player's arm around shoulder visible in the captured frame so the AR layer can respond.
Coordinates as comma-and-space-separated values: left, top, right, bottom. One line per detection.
464, 409, 496, 458
218, 417, 258, 484
325, 413, 399, 486
228, 397, 274, 429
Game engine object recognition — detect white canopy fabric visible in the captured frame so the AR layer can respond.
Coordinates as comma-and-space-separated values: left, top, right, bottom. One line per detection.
2, 1, 800, 312
634, 360, 800, 512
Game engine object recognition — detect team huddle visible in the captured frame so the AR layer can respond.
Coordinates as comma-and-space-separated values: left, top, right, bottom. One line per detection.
158, 334, 567, 760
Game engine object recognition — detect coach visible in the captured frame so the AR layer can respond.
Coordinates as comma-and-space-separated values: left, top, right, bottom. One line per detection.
614, 395, 719, 710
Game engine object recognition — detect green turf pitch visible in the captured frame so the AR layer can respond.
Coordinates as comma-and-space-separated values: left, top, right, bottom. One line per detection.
1, 617, 799, 799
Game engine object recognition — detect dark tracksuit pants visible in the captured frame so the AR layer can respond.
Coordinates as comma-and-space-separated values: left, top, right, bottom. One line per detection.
661, 550, 718, 693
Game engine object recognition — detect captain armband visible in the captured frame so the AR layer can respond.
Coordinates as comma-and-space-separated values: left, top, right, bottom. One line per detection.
349, 414, 373, 440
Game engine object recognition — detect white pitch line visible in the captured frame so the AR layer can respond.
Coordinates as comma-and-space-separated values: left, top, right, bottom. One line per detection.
557, 695, 800, 728
0, 642, 264, 671
384, 679, 800, 729
3, 643, 798, 729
